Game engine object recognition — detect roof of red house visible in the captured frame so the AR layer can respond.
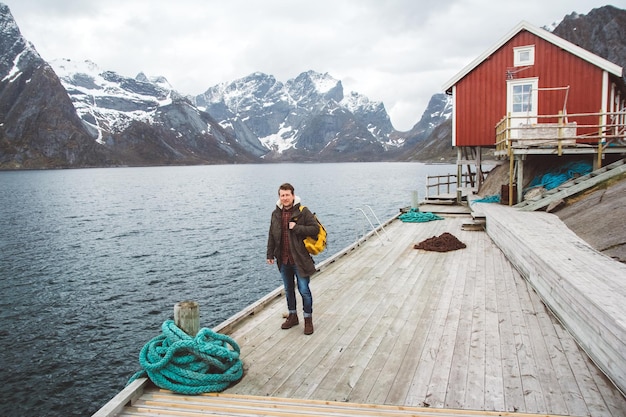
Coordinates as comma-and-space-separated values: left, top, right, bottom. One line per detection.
442, 20, 623, 92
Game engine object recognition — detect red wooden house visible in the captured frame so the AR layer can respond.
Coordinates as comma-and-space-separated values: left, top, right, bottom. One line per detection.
442, 20, 626, 202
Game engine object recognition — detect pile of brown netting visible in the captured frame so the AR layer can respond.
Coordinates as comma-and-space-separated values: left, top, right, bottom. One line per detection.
413, 232, 467, 252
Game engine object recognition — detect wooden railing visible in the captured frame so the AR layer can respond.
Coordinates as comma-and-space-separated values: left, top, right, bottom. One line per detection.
495, 110, 626, 205
425, 172, 477, 199
495, 110, 626, 160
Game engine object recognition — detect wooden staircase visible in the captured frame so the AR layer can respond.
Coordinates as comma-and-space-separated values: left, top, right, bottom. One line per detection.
461, 211, 486, 231
514, 158, 626, 211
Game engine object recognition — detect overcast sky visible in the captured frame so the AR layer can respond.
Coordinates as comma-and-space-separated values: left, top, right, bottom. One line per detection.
5, 0, 624, 131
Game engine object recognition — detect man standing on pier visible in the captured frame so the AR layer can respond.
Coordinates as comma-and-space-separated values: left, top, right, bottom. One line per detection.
266, 183, 318, 335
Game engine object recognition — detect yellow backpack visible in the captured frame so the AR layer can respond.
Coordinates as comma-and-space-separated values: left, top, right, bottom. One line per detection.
299, 206, 327, 255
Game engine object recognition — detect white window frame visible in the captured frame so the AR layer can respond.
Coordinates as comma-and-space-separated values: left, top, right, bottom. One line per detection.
507, 78, 539, 135
514, 45, 535, 67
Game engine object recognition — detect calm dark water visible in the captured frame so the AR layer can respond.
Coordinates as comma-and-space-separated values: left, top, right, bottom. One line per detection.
0, 162, 454, 417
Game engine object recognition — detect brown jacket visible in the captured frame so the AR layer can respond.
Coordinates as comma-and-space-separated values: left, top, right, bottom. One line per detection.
267, 196, 318, 277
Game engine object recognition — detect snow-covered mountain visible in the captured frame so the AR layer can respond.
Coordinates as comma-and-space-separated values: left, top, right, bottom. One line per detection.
2, 1, 624, 169
0, 3, 112, 169
0, 1, 454, 168
193, 70, 402, 161
48, 58, 260, 165
51, 59, 175, 143
52, 59, 420, 163
0, 2, 262, 168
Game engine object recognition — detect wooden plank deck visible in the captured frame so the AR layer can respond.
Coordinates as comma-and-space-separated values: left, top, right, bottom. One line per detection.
98, 213, 626, 416
477, 201, 626, 397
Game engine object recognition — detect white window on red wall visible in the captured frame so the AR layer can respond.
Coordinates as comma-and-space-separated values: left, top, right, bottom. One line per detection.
514, 45, 535, 67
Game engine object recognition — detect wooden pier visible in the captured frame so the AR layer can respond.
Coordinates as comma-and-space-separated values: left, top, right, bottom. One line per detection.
94, 207, 626, 416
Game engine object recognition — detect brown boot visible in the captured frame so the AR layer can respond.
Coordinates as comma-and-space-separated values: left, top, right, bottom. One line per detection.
281, 313, 299, 329
304, 317, 314, 335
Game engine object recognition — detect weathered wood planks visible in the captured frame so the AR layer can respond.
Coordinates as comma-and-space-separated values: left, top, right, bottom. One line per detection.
96, 213, 626, 417
220, 216, 625, 416
477, 202, 626, 398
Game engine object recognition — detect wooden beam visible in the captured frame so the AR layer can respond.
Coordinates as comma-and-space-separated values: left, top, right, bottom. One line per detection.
91, 377, 148, 417
519, 161, 626, 211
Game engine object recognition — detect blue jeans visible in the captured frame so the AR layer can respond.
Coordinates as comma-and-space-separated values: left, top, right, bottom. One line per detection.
280, 264, 313, 317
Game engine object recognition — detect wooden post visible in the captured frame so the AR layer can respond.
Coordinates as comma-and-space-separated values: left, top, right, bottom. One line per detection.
557, 111, 563, 156
506, 112, 512, 158
508, 155, 514, 206
174, 301, 199, 336
411, 190, 418, 209
456, 152, 462, 203
476, 146, 483, 189
597, 111, 604, 170
517, 155, 524, 205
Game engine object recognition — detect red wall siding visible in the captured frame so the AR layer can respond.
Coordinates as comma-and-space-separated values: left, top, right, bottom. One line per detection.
454, 30, 605, 147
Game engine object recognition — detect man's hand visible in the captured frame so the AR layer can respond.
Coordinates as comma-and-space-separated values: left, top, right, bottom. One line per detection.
267, 259, 275, 264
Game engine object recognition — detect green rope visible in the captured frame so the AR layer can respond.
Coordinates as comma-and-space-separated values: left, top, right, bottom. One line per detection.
128, 320, 243, 394
472, 194, 500, 204
399, 208, 443, 223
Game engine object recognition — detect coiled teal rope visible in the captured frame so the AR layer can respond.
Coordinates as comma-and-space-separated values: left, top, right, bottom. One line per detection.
128, 320, 243, 394
527, 160, 592, 191
472, 194, 500, 204
399, 208, 443, 222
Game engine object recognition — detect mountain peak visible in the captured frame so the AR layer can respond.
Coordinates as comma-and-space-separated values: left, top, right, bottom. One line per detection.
301, 70, 341, 94
50, 58, 101, 78
552, 5, 626, 74
342, 91, 380, 112
135, 72, 173, 90
0, 3, 44, 80
286, 70, 343, 102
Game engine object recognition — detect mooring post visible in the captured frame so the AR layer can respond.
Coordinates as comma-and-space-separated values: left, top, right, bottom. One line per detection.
411, 190, 418, 209
174, 300, 199, 336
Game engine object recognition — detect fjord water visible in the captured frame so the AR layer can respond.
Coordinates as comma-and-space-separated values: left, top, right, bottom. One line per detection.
0, 162, 454, 417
